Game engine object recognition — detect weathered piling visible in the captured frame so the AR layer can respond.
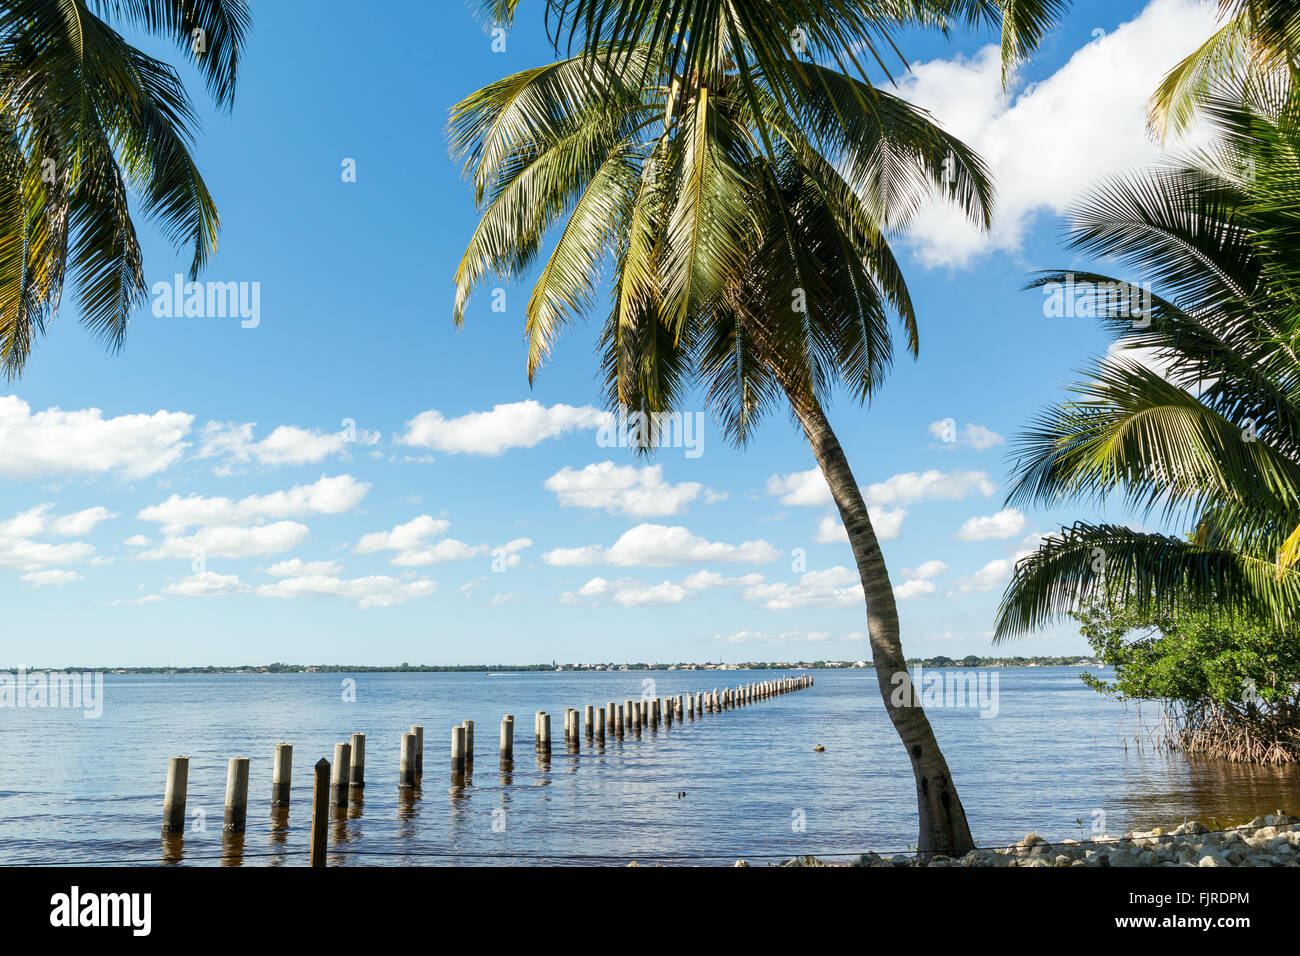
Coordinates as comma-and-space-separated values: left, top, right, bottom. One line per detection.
607, 700, 618, 736
535, 711, 545, 752
399, 732, 417, 788
222, 757, 250, 833
272, 743, 292, 808
349, 732, 366, 789
310, 757, 329, 867
462, 720, 475, 768
539, 712, 552, 757
501, 714, 514, 762
664, 697, 673, 726
585, 704, 595, 740
162, 756, 189, 835
411, 725, 424, 776
451, 726, 467, 776
595, 706, 606, 742
331, 743, 351, 810
615, 703, 624, 737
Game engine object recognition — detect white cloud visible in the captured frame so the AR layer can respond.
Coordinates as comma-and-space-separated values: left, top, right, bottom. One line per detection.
355, 515, 449, 554
543, 523, 779, 567
197, 421, 380, 472
488, 592, 521, 606
952, 558, 1017, 594
766, 469, 832, 506
893, 0, 1220, 266
20, 569, 82, 587
0, 395, 192, 479
255, 573, 436, 608
109, 594, 164, 606
928, 420, 1005, 451
266, 558, 344, 577
714, 629, 839, 644
138, 475, 370, 533
544, 461, 711, 517
816, 507, 906, 543
743, 566, 861, 610
354, 514, 493, 566
863, 470, 998, 507
401, 400, 608, 455
894, 579, 939, 600
140, 522, 309, 560
956, 507, 1026, 541
49, 507, 117, 536
681, 570, 764, 591
902, 559, 948, 580
562, 569, 762, 607
0, 505, 100, 570
163, 571, 250, 597
770, 467, 996, 509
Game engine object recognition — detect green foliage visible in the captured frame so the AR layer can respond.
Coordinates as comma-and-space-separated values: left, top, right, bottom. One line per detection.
1072, 591, 1300, 710
996, 76, 1300, 639
0, 0, 250, 377
448, 40, 994, 449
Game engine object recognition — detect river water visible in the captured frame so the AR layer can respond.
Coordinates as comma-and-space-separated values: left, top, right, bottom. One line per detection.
1, 667, 1296, 865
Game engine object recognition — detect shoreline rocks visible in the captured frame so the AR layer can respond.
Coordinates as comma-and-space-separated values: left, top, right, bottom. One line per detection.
775, 813, 1300, 867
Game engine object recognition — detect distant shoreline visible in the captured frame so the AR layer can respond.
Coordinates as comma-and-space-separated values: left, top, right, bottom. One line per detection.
3, 656, 1102, 674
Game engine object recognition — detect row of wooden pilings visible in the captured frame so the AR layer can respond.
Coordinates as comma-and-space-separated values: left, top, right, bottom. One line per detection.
159, 674, 812, 865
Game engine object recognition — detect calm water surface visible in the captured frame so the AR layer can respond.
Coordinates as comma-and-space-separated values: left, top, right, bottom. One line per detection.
1, 668, 1297, 866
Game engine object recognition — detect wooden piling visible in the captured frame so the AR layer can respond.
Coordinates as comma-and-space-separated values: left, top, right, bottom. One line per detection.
349, 732, 366, 789
585, 704, 594, 739
331, 743, 351, 809
161, 756, 189, 835
310, 757, 329, 867
501, 714, 514, 761
539, 712, 552, 756
411, 725, 424, 775
399, 732, 417, 788
222, 756, 250, 833
462, 720, 475, 768
451, 726, 467, 776
595, 706, 605, 741
272, 743, 292, 808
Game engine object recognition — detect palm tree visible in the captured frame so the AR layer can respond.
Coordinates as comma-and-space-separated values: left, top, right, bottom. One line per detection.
1149, 0, 1300, 139
447, 4, 1016, 849
0, 0, 252, 377
995, 78, 1300, 640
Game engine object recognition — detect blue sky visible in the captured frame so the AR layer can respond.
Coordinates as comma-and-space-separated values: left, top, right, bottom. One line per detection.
1, 0, 1222, 667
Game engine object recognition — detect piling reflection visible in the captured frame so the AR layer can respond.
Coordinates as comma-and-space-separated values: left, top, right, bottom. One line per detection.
160, 832, 185, 865
269, 806, 290, 844
396, 778, 421, 840
220, 830, 244, 867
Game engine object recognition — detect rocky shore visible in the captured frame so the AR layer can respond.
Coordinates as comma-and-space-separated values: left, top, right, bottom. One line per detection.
741, 813, 1300, 867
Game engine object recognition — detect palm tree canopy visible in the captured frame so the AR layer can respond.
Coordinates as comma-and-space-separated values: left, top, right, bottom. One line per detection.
1149, 0, 1300, 140
995, 78, 1300, 639
0, 0, 251, 377
474, 2, 1068, 128
448, 43, 994, 445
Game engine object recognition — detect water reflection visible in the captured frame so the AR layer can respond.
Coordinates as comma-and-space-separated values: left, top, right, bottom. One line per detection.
220, 831, 244, 867
160, 832, 184, 865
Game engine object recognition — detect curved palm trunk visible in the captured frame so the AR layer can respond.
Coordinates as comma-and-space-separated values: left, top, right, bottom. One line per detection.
777, 375, 975, 860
